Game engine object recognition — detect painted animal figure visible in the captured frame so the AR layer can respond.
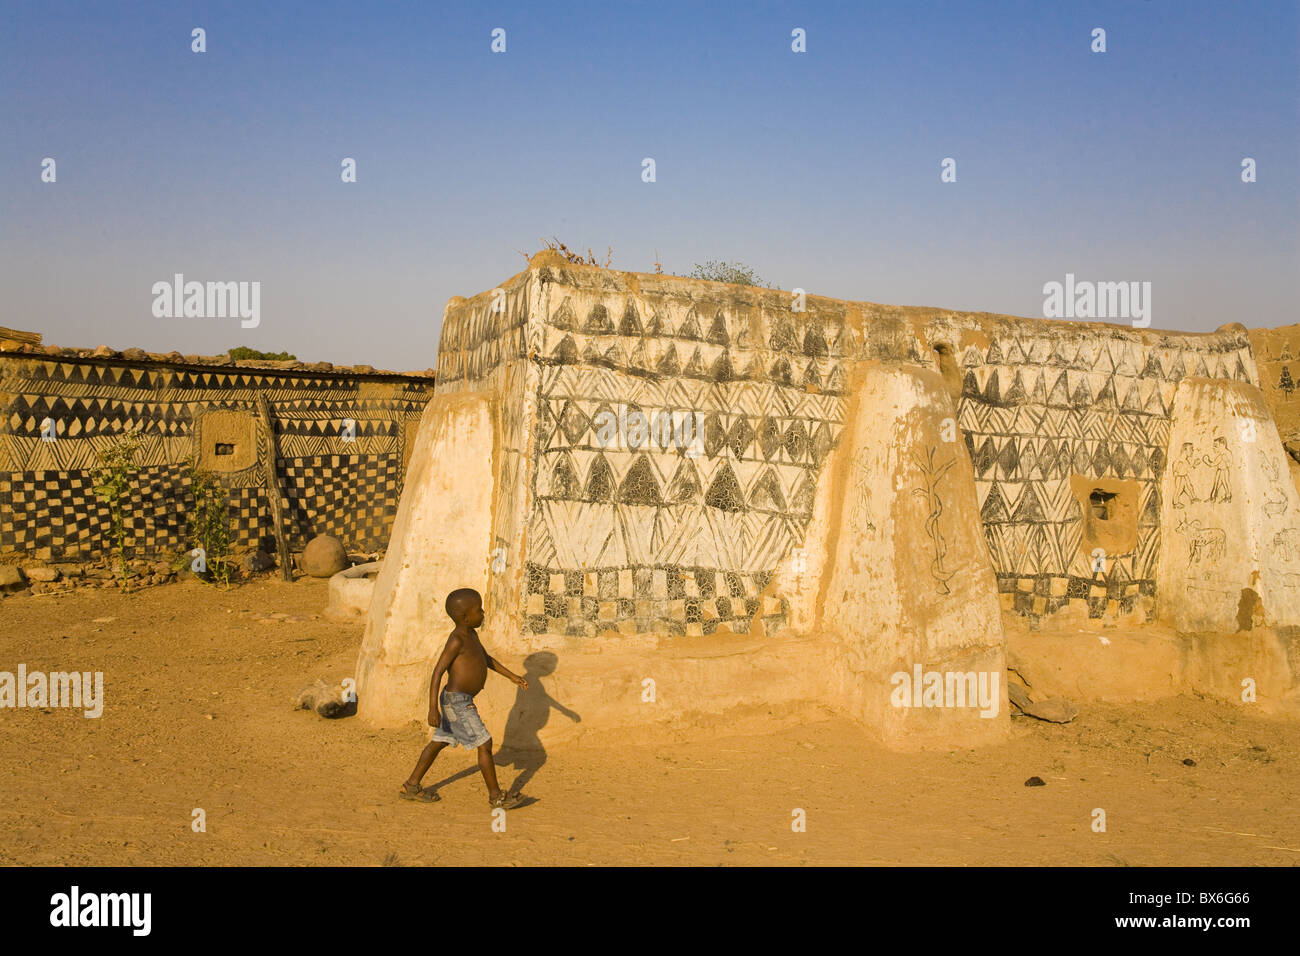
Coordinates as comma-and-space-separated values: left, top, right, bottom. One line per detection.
1272, 528, 1300, 562
1176, 517, 1226, 564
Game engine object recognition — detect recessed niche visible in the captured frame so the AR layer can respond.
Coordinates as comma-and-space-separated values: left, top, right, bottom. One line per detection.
1070, 475, 1139, 558
195, 409, 258, 472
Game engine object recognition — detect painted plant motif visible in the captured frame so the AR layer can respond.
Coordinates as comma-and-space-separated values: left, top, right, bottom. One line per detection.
914, 447, 957, 594
847, 448, 877, 539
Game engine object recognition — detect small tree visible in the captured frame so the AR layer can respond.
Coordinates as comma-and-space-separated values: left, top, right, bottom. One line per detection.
1280, 366, 1294, 398
186, 460, 234, 587
93, 429, 145, 585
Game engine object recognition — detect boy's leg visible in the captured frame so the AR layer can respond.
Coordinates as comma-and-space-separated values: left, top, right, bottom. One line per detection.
476, 738, 504, 801
403, 739, 448, 792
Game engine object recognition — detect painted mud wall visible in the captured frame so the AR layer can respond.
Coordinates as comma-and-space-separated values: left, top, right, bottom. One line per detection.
430, 253, 1263, 636
0, 349, 435, 562
360, 254, 1300, 738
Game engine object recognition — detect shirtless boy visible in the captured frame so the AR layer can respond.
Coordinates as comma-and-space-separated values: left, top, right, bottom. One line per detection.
399, 588, 527, 808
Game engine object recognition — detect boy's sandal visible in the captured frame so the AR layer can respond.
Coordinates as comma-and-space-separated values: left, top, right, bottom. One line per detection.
490, 791, 523, 810
399, 784, 441, 802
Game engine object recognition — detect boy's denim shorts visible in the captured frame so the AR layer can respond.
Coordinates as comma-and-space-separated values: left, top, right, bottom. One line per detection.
430, 689, 492, 749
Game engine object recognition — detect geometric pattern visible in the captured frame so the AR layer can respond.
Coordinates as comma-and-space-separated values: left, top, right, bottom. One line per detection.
433, 269, 1268, 632
0, 354, 433, 561
3, 464, 193, 561
957, 326, 1257, 618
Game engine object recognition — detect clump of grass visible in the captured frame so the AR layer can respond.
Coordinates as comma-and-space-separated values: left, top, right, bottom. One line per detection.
519, 237, 613, 267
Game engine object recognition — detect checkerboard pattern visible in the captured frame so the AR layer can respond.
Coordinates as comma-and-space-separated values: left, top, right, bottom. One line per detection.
996, 574, 1152, 619
523, 562, 786, 636
0, 464, 191, 561
1, 454, 404, 561
281, 454, 401, 551
1, 353, 433, 564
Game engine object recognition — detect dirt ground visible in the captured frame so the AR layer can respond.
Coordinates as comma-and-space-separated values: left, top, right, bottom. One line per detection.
1, 576, 1297, 866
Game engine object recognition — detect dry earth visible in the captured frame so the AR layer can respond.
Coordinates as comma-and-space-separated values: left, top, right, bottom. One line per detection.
1, 577, 1297, 866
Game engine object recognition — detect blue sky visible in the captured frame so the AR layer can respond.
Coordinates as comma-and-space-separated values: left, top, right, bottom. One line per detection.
2, 0, 1296, 369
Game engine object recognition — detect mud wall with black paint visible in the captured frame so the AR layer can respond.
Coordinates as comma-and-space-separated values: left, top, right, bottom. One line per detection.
431, 252, 1267, 637
0, 351, 435, 562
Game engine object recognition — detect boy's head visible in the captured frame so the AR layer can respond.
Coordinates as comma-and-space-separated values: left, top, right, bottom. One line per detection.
445, 588, 484, 627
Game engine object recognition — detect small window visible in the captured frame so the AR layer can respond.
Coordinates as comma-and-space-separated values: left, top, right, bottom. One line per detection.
1090, 489, 1116, 520
215, 443, 235, 456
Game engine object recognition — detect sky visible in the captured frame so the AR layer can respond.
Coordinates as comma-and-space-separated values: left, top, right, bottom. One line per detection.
1, 0, 1296, 371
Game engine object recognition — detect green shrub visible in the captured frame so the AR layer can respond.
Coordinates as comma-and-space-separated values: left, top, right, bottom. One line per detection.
186, 460, 234, 587
93, 430, 145, 586
688, 260, 768, 287
228, 346, 297, 361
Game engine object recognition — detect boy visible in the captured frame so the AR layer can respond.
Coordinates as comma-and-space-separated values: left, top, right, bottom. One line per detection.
399, 587, 528, 808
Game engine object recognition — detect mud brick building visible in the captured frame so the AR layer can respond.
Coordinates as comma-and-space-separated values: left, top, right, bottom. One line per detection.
0, 332, 434, 564
357, 254, 1300, 744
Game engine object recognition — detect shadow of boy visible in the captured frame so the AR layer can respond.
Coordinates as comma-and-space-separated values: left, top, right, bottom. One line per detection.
494, 651, 581, 795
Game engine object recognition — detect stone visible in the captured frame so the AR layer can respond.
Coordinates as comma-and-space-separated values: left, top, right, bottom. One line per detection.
0, 565, 27, 589
242, 550, 275, 573
294, 679, 355, 719
90, 345, 116, 358
21, 566, 59, 583
326, 560, 381, 620
1022, 697, 1078, 723
1025, 776, 1046, 787
1006, 681, 1076, 722
121, 348, 148, 361
300, 535, 348, 578
52, 563, 84, 579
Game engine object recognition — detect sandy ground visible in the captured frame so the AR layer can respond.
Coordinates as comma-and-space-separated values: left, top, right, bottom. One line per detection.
1, 576, 1297, 867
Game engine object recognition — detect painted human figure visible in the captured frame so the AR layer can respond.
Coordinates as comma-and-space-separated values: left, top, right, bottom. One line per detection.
1202, 436, 1232, 503
1171, 442, 1198, 509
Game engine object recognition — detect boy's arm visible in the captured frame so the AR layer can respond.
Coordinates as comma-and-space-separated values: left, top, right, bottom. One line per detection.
485, 654, 528, 690
427, 634, 462, 724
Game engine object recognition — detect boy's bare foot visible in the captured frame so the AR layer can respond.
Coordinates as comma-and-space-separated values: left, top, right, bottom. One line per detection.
489, 790, 523, 810
399, 782, 440, 802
